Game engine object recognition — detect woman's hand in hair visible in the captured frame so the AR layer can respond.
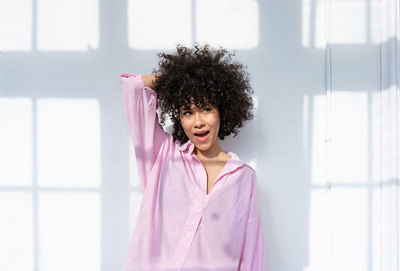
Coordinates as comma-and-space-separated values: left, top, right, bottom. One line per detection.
142, 74, 158, 89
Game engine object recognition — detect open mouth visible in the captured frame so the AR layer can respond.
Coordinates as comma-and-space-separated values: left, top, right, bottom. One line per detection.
193, 131, 209, 142
194, 131, 209, 137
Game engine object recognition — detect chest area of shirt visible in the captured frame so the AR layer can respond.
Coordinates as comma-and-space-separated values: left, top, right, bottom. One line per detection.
202, 162, 228, 194
164, 150, 244, 197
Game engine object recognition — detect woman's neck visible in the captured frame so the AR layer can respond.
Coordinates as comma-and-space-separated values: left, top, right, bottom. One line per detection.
194, 141, 230, 162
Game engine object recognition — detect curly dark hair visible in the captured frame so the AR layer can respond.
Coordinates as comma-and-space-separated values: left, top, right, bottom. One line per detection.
152, 43, 254, 145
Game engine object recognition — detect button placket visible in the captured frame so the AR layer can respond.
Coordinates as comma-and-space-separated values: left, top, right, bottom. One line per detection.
193, 198, 204, 211
172, 199, 204, 269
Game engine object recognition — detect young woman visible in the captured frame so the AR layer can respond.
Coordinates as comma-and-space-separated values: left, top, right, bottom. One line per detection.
121, 44, 266, 271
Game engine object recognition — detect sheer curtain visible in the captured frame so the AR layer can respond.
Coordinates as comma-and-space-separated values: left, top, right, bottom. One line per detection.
374, 0, 400, 269
305, 0, 399, 270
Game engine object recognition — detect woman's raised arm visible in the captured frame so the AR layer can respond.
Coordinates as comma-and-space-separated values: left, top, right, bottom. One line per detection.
120, 73, 170, 193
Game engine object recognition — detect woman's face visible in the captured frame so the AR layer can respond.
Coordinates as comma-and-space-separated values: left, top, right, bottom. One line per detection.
179, 102, 220, 152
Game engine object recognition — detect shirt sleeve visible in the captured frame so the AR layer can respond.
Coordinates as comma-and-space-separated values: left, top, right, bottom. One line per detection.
239, 173, 267, 271
120, 73, 170, 193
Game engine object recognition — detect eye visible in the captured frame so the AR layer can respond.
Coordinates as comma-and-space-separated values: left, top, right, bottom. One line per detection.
183, 111, 192, 116
203, 107, 212, 112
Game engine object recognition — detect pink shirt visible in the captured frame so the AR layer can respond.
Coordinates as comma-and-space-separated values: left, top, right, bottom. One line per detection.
121, 73, 266, 271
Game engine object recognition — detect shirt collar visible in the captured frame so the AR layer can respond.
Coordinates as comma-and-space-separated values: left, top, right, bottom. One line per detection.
178, 139, 194, 152
178, 140, 245, 170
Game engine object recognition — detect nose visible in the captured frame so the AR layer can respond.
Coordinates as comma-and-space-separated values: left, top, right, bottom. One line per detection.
193, 112, 205, 128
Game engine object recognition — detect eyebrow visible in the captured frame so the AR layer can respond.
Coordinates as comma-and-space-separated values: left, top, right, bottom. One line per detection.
180, 105, 191, 110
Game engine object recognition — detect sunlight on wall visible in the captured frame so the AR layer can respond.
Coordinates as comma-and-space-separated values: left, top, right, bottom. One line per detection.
302, 0, 381, 48
0, 97, 102, 270
37, 98, 101, 188
0, 98, 32, 186
310, 95, 328, 185
330, 0, 366, 44
0, 0, 32, 51
330, 188, 367, 270
128, 0, 192, 49
302, 0, 325, 48
370, 0, 381, 43
128, 0, 259, 50
307, 92, 369, 270
196, 0, 259, 49
0, 192, 34, 271
37, 0, 99, 51
330, 91, 368, 183
38, 192, 100, 271
305, 190, 330, 271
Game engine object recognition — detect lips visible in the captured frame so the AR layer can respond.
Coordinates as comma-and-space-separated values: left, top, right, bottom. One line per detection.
193, 131, 209, 142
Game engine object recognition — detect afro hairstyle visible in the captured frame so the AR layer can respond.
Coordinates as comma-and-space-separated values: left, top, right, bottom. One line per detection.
152, 43, 255, 145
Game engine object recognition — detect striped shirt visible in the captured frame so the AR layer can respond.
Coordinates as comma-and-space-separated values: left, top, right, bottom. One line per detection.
121, 74, 266, 271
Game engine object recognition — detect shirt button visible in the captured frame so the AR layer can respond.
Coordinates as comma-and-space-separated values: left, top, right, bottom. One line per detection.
186, 231, 190, 236
176, 261, 179, 266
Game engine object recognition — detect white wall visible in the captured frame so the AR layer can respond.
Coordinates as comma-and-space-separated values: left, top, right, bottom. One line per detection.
0, 0, 399, 270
